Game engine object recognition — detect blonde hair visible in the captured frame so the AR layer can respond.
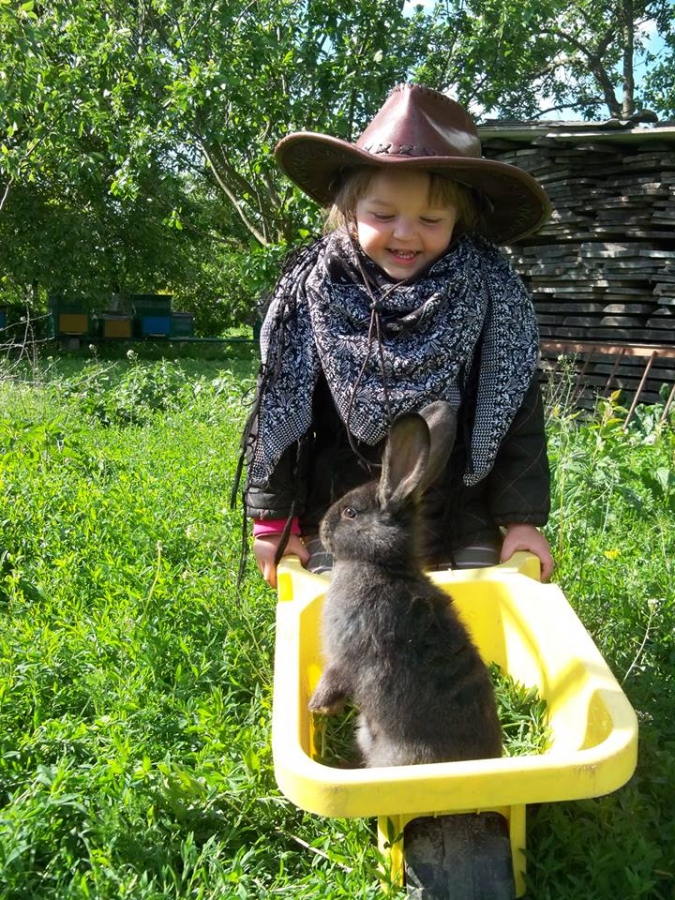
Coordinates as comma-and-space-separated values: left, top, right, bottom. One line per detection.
324, 167, 483, 237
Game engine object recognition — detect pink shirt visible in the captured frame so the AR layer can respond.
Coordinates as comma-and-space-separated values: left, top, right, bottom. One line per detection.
253, 517, 301, 537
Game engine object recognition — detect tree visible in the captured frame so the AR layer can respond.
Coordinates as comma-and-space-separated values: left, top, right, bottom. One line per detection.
107, 0, 434, 246
2, 0, 434, 268
2, 0, 674, 333
77, 0, 674, 255
0, 0, 253, 322
0, 0, 132, 211
417, 0, 675, 121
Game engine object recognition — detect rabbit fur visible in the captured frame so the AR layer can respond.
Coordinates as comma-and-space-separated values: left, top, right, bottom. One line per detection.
308, 401, 503, 767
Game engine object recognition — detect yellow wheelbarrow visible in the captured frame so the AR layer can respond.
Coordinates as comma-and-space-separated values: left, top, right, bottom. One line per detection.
272, 553, 638, 898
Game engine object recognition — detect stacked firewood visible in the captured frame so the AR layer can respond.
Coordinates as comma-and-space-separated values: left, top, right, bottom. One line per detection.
481, 124, 675, 409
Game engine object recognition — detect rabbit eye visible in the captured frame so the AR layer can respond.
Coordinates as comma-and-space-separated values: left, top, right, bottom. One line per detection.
342, 506, 357, 519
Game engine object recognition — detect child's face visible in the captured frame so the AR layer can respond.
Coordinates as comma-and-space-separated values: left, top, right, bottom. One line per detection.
354, 170, 458, 280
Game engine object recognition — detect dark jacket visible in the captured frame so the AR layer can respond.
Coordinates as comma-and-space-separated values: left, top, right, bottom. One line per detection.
243, 370, 550, 562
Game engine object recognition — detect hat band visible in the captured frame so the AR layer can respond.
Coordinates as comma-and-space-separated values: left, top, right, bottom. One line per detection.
361, 142, 439, 158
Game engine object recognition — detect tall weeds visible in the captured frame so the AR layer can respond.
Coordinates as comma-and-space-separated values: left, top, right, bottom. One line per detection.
530, 363, 675, 899
0, 355, 672, 898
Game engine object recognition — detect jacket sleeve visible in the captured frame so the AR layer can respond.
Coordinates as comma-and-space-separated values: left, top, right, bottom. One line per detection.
243, 441, 304, 521
485, 375, 551, 526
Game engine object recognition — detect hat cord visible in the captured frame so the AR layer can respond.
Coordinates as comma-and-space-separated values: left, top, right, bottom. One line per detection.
344, 246, 403, 466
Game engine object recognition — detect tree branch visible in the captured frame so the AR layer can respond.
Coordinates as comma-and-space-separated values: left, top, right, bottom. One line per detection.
542, 23, 623, 117
0, 180, 12, 215
621, 0, 636, 117
199, 140, 268, 245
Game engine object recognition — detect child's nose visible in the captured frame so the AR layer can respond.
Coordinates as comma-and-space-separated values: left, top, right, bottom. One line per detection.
392, 217, 416, 239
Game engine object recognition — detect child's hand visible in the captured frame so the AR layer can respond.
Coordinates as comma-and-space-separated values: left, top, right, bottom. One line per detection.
253, 533, 311, 589
500, 523, 553, 582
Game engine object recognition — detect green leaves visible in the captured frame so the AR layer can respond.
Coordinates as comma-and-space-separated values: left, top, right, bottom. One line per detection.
2, 0, 674, 329
0, 356, 673, 897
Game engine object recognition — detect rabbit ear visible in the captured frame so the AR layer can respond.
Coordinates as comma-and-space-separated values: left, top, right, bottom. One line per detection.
377, 414, 431, 513
418, 401, 457, 487
377, 402, 458, 514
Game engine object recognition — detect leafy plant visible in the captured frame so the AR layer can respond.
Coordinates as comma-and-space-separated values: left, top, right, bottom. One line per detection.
490, 665, 551, 757
0, 357, 672, 899
58, 354, 197, 426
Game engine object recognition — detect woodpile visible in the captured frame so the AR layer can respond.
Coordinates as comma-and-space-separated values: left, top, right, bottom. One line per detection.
480, 121, 675, 413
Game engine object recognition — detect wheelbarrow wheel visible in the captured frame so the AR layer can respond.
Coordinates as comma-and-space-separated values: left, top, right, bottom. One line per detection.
403, 812, 515, 900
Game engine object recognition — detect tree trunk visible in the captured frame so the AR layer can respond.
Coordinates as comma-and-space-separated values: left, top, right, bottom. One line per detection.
621, 0, 636, 118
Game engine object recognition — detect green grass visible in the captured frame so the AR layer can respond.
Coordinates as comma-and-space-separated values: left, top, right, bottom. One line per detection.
0, 355, 673, 898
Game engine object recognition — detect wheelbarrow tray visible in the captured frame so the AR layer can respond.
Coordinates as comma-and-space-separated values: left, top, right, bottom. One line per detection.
272, 554, 638, 820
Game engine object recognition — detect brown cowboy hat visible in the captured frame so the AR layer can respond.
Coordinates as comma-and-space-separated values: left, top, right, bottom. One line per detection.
275, 83, 551, 244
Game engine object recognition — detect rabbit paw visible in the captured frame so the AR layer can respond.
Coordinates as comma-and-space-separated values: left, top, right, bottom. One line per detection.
309, 668, 350, 715
308, 696, 346, 715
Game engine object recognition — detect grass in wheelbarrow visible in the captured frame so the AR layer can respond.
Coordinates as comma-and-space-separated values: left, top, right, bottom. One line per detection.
489, 664, 551, 757
312, 664, 551, 767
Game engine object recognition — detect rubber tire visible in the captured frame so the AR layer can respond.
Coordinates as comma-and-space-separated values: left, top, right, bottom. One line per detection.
404, 812, 516, 899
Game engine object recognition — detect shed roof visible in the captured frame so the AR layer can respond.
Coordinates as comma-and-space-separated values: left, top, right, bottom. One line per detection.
478, 119, 675, 147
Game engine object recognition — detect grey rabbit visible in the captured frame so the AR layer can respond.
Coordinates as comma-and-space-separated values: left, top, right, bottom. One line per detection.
308, 401, 502, 767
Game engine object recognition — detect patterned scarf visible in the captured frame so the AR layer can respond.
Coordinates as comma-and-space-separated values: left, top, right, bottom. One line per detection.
245, 228, 538, 488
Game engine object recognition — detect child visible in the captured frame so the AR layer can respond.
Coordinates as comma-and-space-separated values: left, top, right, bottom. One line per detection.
238, 83, 554, 587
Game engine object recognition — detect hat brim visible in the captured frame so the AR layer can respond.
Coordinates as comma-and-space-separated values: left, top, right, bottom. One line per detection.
275, 133, 551, 244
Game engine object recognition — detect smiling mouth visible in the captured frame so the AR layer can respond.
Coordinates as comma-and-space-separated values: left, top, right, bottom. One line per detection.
389, 250, 419, 260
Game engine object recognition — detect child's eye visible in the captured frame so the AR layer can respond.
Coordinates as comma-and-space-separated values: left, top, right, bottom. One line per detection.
421, 217, 442, 225
372, 212, 394, 221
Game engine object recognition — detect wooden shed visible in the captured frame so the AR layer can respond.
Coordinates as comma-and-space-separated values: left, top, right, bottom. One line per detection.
479, 119, 675, 419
